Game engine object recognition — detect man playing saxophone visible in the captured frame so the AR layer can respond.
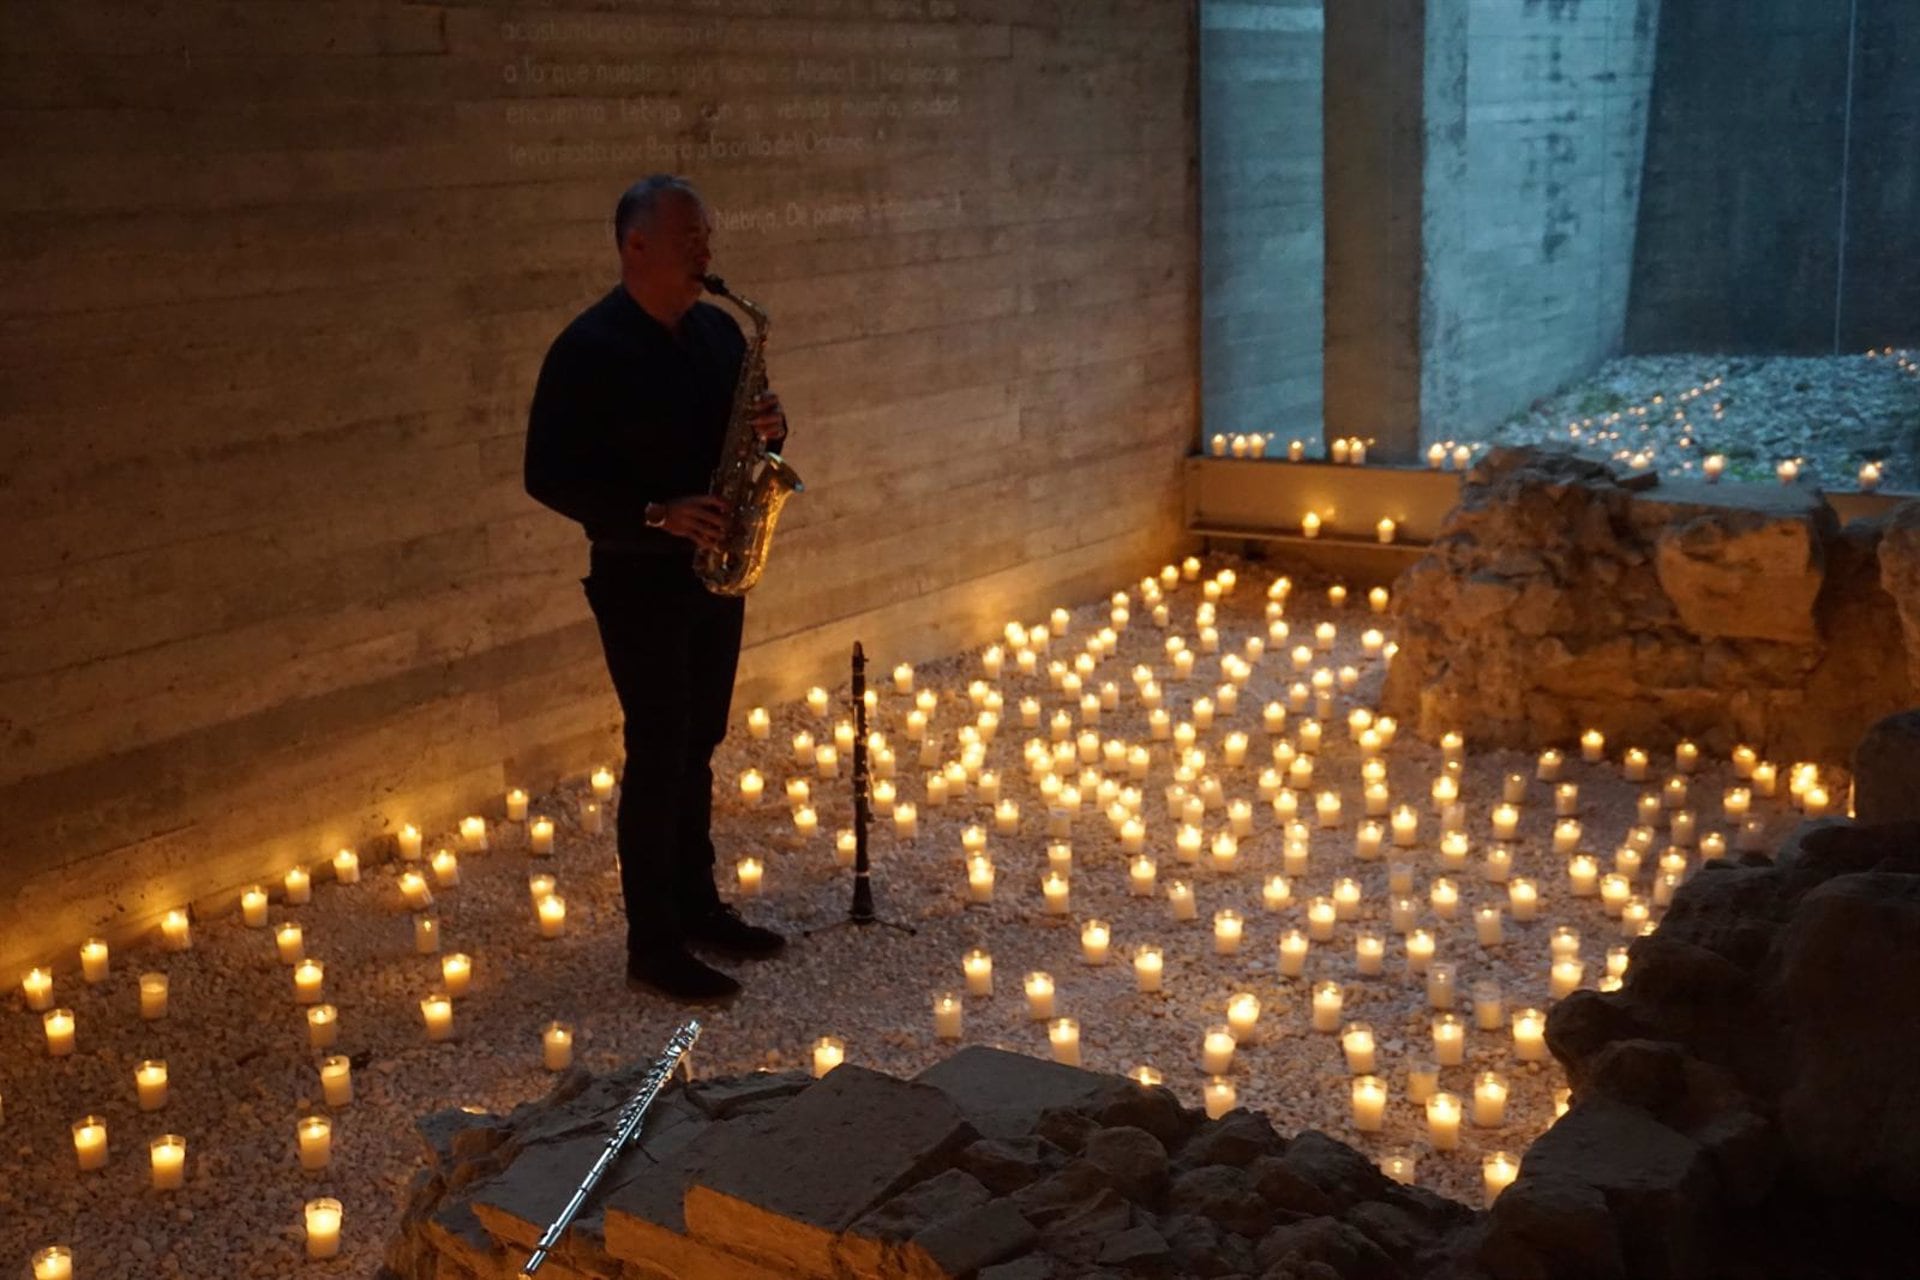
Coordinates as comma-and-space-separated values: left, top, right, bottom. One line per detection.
524, 174, 788, 1004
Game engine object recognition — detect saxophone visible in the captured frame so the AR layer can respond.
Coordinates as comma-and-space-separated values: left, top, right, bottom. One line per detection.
695, 273, 803, 595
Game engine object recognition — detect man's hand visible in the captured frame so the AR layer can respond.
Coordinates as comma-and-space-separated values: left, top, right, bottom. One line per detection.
658, 495, 733, 550
750, 389, 787, 443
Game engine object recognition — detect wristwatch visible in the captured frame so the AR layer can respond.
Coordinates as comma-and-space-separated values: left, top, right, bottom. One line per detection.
643, 501, 667, 528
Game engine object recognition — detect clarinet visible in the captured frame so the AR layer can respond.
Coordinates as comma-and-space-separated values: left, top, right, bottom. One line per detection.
850, 642, 877, 922
519, 1018, 702, 1277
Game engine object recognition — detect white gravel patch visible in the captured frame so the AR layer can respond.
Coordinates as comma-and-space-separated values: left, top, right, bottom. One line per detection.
1485, 349, 1920, 489
0, 552, 1821, 1276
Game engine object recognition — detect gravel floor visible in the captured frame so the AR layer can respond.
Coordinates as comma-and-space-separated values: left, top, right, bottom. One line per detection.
1482, 349, 1920, 489
0, 553, 1826, 1278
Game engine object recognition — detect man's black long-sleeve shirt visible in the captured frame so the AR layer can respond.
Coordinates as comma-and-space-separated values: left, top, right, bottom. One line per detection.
523, 282, 783, 560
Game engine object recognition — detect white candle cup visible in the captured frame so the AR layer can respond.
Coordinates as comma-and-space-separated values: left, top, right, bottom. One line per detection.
304, 1197, 344, 1260
1473, 979, 1506, 1031
22, 967, 54, 1012
1508, 877, 1539, 921
963, 949, 994, 996
1512, 1009, 1549, 1062
33, 1247, 74, 1280
72, 1115, 108, 1171
1355, 929, 1386, 975
1205, 1075, 1238, 1120
431, 849, 461, 887
276, 922, 306, 964
1341, 1021, 1377, 1074
1133, 944, 1164, 993
537, 895, 567, 939
150, 1134, 186, 1191
414, 915, 441, 954
307, 1004, 339, 1050
332, 847, 361, 884
1475, 905, 1505, 947
1405, 929, 1435, 974
1427, 961, 1458, 1010
160, 909, 192, 951
298, 1115, 333, 1170
932, 992, 964, 1040
397, 823, 424, 860
421, 992, 455, 1042
460, 815, 488, 851
1432, 1011, 1466, 1066
1351, 1075, 1387, 1132
441, 953, 473, 998
1426, 1092, 1463, 1151
1277, 930, 1309, 978
1023, 972, 1055, 1021
1311, 981, 1343, 1033
79, 939, 110, 983
1048, 1017, 1082, 1066
139, 972, 169, 1020
543, 1021, 574, 1071
285, 866, 312, 904
135, 1059, 169, 1111
1473, 1071, 1509, 1127
241, 886, 270, 927
1483, 1151, 1519, 1206
320, 1055, 354, 1106
1201, 1025, 1237, 1075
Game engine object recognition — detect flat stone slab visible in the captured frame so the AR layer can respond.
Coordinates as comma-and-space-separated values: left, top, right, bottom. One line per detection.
913, 1044, 1142, 1141
676, 1063, 981, 1278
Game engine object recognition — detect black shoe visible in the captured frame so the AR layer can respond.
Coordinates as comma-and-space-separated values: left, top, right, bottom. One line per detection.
683, 901, 788, 959
625, 946, 742, 1005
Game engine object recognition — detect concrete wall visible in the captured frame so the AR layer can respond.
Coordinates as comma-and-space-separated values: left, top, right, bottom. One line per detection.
1627, 0, 1920, 353
1199, 0, 1324, 449
1420, 0, 1660, 439
1323, 0, 1425, 460
0, 0, 1199, 972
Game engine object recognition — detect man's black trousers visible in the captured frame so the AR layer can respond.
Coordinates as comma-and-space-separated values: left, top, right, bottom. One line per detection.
581, 548, 745, 961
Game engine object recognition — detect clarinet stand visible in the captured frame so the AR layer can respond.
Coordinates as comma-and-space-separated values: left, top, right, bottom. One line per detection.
805, 641, 917, 940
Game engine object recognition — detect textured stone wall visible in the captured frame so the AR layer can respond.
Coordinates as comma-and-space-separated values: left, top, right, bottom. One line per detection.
1381, 447, 1917, 760
0, 0, 1198, 974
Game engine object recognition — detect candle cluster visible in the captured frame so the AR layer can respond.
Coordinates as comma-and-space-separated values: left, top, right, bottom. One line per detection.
15, 777, 606, 1266
717, 553, 1828, 1205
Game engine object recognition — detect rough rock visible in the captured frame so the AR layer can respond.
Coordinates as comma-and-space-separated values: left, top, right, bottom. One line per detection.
1382, 445, 1913, 756
1851, 709, 1920, 824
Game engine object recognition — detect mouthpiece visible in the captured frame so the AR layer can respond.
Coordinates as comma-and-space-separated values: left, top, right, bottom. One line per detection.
701, 273, 728, 296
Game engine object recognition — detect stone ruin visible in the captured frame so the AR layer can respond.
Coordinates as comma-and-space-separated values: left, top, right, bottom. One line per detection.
1381, 446, 1920, 761
384, 738, 1920, 1280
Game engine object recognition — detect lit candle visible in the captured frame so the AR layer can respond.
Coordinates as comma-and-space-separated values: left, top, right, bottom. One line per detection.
1512, 1008, 1548, 1061
241, 886, 270, 927
894, 802, 919, 840
1426, 1092, 1462, 1151
1301, 511, 1322, 538
1475, 904, 1504, 947
44, 1008, 75, 1056
1306, 896, 1337, 941
537, 894, 567, 938
1704, 453, 1726, 481
1537, 749, 1564, 781
439, 951, 473, 998
1579, 729, 1605, 763
139, 972, 168, 1020
1600, 874, 1631, 917
1861, 461, 1884, 491
1042, 870, 1071, 916
1213, 909, 1243, 954
1168, 879, 1197, 921
298, 1115, 333, 1170
1390, 894, 1418, 933
1351, 1075, 1387, 1132
1552, 819, 1582, 855
1427, 960, 1457, 1010
1226, 991, 1261, 1044
320, 1055, 353, 1106
1491, 803, 1520, 841
161, 908, 192, 951
1483, 1151, 1519, 1206
31, 1247, 73, 1280
289, 955, 324, 1005
1508, 877, 1539, 921
304, 1198, 344, 1260
1546, 955, 1586, 999
421, 991, 454, 1042
1202, 1024, 1236, 1074
736, 855, 765, 898
1024, 971, 1055, 1020
1341, 1021, 1377, 1073
1473, 1071, 1509, 1127
1430, 877, 1459, 920
22, 967, 53, 1011
1569, 854, 1600, 897
1376, 517, 1397, 544
398, 870, 434, 911
431, 848, 461, 888
1473, 978, 1505, 1031
1551, 925, 1581, 959
1405, 928, 1435, 974
1432, 1012, 1465, 1065
1311, 980, 1343, 1032
307, 1004, 339, 1050
542, 1020, 574, 1071
1348, 928, 1383, 975
460, 815, 488, 851
1205, 1076, 1237, 1120
1502, 773, 1528, 804
963, 948, 993, 996
1081, 919, 1111, 965
1047, 1017, 1081, 1066
72, 1115, 108, 1171
414, 915, 440, 954
1752, 762, 1778, 797
136, 1059, 169, 1111
75, 939, 109, 985
1132, 943, 1164, 993
149, 1134, 186, 1192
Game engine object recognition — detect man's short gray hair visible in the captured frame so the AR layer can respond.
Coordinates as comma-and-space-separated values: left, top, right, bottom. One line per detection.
614, 174, 703, 247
